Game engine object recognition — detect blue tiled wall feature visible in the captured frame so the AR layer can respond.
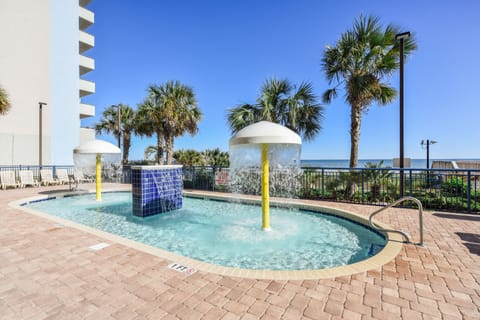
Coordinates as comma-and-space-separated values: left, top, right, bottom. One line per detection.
131, 165, 183, 217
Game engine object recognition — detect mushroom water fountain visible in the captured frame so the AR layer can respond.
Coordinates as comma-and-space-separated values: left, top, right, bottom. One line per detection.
229, 121, 302, 231
73, 139, 121, 201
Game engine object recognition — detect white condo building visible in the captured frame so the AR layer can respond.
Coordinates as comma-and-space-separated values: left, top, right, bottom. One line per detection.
0, 0, 96, 165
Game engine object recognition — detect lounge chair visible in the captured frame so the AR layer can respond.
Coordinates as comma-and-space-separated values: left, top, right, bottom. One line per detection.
19, 170, 40, 188
55, 169, 70, 185
73, 169, 94, 183
0, 170, 20, 190
40, 169, 60, 186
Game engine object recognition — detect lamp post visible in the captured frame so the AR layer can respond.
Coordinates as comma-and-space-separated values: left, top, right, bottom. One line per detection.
421, 139, 437, 169
396, 31, 410, 198
38, 102, 47, 167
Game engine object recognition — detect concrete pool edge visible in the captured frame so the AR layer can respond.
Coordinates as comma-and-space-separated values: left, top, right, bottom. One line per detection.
10, 188, 404, 280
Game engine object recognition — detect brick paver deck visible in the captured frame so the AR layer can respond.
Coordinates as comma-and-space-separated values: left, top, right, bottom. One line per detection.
1, 184, 479, 319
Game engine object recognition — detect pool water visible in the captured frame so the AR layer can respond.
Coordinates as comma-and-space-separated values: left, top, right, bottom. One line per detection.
26, 192, 386, 270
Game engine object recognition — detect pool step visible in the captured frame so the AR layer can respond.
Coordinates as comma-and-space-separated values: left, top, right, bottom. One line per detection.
368, 244, 385, 256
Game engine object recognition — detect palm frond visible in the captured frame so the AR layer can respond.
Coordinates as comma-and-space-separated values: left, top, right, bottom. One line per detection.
322, 88, 337, 104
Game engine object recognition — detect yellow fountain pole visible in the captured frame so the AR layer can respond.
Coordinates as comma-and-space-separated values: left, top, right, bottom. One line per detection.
261, 144, 270, 230
96, 153, 101, 201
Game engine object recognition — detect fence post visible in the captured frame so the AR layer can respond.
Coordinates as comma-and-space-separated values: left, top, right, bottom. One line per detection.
212, 166, 216, 191
409, 169, 413, 196
321, 168, 325, 199
467, 170, 471, 213
361, 169, 364, 202
192, 166, 196, 189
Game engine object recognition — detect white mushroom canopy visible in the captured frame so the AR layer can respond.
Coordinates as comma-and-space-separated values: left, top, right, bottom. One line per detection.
229, 121, 301, 146
73, 139, 121, 154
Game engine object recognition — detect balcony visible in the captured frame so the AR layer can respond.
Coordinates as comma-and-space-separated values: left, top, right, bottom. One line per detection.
79, 6, 94, 30
79, 0, 92, 8
79, 30, 94, 53
79, 79, 95, 97
80, 127, 95, 144
79, 54, 94, 75
80, 103, 95, 118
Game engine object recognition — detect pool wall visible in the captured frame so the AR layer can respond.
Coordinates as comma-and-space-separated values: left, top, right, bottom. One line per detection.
131, 165, 183, 217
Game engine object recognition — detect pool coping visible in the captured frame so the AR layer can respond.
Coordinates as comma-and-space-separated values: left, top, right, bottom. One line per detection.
9, 188, 403, 280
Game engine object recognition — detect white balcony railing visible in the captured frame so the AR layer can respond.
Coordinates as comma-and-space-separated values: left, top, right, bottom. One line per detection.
79, 30, 94, 53
80, 103, 95, 118
79, 54, 94, 75
79, 6, 94, 30
79, 79, 95, 97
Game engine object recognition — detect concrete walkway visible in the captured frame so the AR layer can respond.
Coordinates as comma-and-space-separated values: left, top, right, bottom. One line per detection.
0, 184, 479, 319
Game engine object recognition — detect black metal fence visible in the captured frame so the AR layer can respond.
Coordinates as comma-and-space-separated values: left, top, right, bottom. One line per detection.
180, 166, 480, 213
3, 165, 479, 213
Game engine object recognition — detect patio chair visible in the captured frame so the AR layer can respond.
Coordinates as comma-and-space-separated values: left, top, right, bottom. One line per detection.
73, 169, 94, 184
18, 170, 40, 188
0, 170, 20, 190
40, 169, 60, 186
55, 169, 70, 185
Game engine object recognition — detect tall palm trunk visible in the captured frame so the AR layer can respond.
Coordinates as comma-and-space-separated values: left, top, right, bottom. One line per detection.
156, 130, 163, 164
165, 136, 174, 165
349, 105, 362, 168
346, 104, 362, 198
122, 133, 130, 165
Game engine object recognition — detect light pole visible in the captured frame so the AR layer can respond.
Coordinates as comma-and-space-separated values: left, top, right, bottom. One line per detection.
38, 102, 47, 167
396, 31, 410, 198
421, 139, 437, 169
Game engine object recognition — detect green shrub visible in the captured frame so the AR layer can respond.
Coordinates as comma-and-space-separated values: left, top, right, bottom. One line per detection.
441, 176, 470, 197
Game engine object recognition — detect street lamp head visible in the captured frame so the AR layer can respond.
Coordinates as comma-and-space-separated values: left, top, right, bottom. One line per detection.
431, 140, 438, 144
39, 102, 47, 107
395, 31, 411, 40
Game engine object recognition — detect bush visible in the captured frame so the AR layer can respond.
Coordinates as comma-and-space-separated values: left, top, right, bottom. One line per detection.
441, 176, 470, 197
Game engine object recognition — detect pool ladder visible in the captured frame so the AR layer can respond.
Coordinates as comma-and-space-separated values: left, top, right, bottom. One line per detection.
368, 196, 424, 246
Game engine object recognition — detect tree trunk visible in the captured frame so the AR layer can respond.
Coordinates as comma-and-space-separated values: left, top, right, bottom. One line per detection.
165, 136, 174, 165
346, 104, 362, 198
122, 132, 131, 165
156, 131, 163, 164
349, 105, 362, 168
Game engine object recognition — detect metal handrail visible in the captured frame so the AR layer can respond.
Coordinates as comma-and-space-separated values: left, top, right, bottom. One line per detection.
368, 196, 424, 246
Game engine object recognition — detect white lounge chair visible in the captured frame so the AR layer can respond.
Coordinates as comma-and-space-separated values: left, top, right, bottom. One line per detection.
40, 169, 60, 186
55, 169, 70, 185
73, 169, 94, 184
19, 170, 40, 188
0, 170, 20, 190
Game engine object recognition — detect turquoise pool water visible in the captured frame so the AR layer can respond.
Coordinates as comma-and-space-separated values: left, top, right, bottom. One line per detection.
26, 192, 386, 270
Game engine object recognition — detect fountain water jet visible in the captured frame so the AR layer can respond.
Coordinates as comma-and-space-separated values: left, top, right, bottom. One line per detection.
229, 121, 302, 231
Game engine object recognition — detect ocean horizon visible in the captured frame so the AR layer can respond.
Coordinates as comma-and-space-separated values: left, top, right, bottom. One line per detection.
300, 158, 480, 168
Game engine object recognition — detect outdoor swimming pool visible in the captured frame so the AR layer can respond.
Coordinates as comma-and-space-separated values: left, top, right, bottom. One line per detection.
25, 192, 386, 270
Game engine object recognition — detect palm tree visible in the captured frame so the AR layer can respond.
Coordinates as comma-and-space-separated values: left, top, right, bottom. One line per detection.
136, 99, 165, 164
0, 86, 11, 115
227, 78, 323, 141
203, 148, 230, 167
173, 149, 205, 166
137, 81, 202, 165
95, 104, 136, 164
322, 15, 417, 168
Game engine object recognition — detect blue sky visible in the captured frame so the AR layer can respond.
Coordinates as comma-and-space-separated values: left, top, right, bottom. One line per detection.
82, 0, 480, 161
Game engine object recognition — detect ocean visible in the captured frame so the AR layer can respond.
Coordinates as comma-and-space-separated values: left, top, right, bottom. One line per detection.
300, 159, 480, 168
